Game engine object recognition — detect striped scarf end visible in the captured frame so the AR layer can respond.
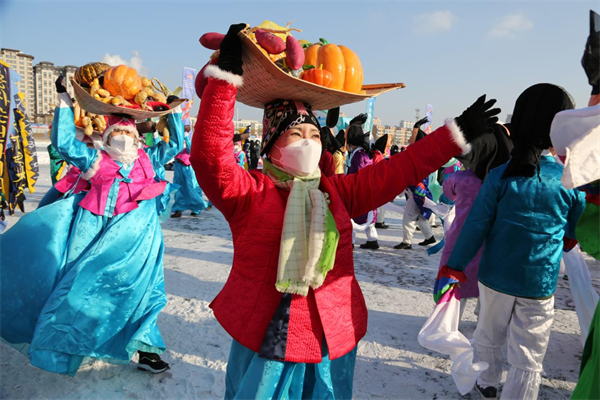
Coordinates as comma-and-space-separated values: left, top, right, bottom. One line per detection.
275, 281, 309, 296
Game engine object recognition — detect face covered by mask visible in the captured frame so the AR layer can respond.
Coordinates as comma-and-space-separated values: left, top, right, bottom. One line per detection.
104, 133, 140, 165
272, 139, 322, 177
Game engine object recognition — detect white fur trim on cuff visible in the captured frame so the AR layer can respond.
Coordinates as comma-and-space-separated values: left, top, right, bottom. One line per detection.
444, 118, 472, 155
204, 64, 243, 87
81, 149, 102, 180
59, 92, 73, 108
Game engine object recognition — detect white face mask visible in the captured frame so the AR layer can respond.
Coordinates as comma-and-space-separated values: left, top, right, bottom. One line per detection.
110, 134, 136, 152
104, 133, 139, 165
273, 139, 322, 177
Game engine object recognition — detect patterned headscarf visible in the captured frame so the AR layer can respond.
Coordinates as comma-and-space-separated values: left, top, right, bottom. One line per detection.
261, 99, 320, 156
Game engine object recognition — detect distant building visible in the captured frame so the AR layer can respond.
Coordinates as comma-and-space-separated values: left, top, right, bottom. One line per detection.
0, 48, 35, 117
398, 120, 415, 130
33, 62, 78, 123
373, 122, 415, 147
33, 61, 61, 123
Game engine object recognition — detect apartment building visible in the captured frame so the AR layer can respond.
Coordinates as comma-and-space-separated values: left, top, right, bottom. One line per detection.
33, 62, 78, 123
0, 48, 35, 117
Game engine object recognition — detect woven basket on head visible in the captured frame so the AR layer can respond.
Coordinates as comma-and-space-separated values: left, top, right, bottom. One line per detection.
236, 29, 405, 110
71, 78, 187, 120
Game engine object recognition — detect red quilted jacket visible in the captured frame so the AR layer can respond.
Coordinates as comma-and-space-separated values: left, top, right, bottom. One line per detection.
190, 67, 469, 363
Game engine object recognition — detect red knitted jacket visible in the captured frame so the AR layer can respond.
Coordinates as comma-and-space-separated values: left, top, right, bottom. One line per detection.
190, 65, 469, 363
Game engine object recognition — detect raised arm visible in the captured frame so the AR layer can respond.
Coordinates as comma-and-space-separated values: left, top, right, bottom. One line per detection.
50, 91, 98, 177
330, 94, 500, 218
330, 119, 469, 218
189, 65, 257, 221
145, 109, 184, 166
446, 168, 501, 271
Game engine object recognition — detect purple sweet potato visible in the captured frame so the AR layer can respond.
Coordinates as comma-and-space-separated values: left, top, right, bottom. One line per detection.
255, 29, 286, 54
285, 35, 305, 70
200, 32, 225, 50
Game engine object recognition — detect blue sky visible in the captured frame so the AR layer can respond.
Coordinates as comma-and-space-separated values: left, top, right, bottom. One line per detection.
1, 1, 597, 127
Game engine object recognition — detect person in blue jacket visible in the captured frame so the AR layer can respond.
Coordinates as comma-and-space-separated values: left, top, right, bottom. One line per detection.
439, 84, 586, 400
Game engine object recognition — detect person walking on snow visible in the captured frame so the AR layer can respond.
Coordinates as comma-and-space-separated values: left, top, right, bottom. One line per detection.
439, 83, 585, 399
0, 76, 183, 375
191, 23, 500, 399
171, 134, 210, 218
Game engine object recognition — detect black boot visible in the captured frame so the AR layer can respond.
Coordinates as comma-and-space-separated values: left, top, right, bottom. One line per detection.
171, 211, 182, 218
418, 236, 436, 246
359, 240, 380, 250
393, 242, 412, 250
375, 222, 389, 229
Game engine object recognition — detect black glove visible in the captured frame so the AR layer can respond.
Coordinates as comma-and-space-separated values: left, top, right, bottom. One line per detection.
582, 11, 600, 94
413, 116, 429, 129
55, 75, 67, 93
218, 23, 247, 76
455, 95, 501, 143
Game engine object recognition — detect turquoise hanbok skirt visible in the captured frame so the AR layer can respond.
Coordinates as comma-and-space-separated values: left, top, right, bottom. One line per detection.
0, 194, 167, 376
225, 339, 357, 400
172, 162, 208, 214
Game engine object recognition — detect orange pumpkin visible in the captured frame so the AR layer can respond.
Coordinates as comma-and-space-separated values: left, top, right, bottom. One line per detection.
300, 66, 334, 88
304, 39, 363, 93
102, 65, 142, 100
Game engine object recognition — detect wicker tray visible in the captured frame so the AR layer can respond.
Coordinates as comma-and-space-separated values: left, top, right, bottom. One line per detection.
236, 29, 405, 110
71, 78, 187, 120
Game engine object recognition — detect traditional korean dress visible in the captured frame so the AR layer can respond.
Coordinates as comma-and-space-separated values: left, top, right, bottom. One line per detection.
171, 136, 209, 214
0, 93, 183, 376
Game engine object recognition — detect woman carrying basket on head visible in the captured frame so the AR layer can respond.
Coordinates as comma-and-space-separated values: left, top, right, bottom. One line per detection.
191, 23, 500, 399
0, 76, 183, 376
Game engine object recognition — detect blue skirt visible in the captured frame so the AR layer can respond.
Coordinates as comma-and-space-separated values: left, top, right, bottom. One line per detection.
172, 162, 208, 213
0, 194, 167, 375
225, 340, 356, 400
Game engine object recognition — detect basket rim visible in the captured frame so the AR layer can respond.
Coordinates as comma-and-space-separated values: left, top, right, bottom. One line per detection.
71, 78, 187, 120
234, 28, 405, 109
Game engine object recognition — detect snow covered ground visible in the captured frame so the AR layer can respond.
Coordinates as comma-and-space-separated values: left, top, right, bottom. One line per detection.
2, 150, 599, 400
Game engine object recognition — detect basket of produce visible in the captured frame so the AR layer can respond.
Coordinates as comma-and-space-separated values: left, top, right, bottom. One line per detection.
200, 21, 405, 109
73, 101, 106, 136
70, 63, 187, 120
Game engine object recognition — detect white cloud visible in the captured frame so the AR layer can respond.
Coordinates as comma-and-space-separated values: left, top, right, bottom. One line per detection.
489, 14, 533, 38
413, 11, 456, 35
101, 51, 149, 76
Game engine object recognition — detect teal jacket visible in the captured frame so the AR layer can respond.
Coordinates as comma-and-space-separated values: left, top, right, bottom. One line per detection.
448, 156, 586, 298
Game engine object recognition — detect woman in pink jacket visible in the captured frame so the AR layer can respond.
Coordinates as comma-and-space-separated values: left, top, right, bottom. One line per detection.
0, 77, 183, 376
191, 24, 501, 399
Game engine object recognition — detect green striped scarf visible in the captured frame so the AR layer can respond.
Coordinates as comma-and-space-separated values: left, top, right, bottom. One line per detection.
263, 160, 340, 296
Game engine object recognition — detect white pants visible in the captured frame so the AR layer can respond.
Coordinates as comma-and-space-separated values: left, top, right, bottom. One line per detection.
473, 283, 554, 400
352, 211, 378, 243
402, 196, 433, 244
352, 223, 378, 243
377, 206, 386, 223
